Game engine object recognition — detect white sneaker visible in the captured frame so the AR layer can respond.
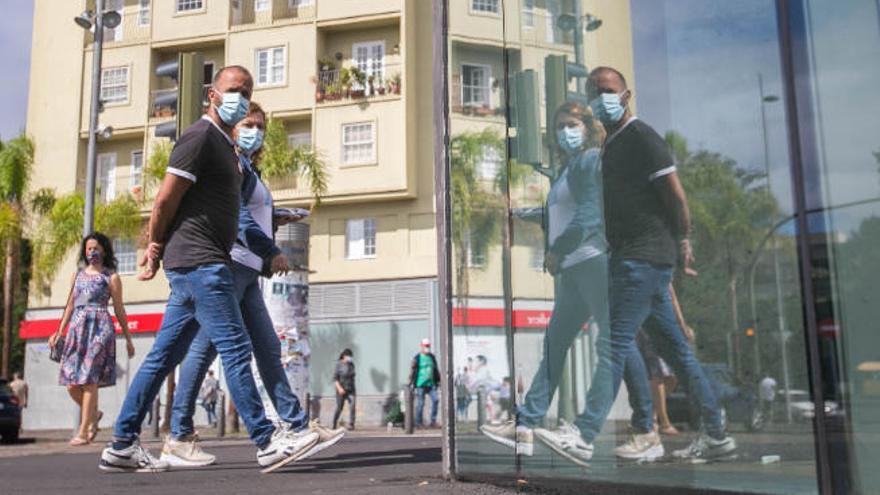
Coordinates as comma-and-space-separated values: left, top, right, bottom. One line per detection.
534, 420, 593, 467
479, 420, 535, 456
160, 433, 216, 467
614, 431, 665, 461
258, 427, 319, 473
671, 432, 737, 461
100, 440, 171, 473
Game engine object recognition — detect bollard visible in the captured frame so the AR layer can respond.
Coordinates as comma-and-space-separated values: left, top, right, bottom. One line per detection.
218, 391, 226, 437
477, 390, 486, 427
151, 398, 160, 438
405, 386, 415, 434
305, 392, 311, 421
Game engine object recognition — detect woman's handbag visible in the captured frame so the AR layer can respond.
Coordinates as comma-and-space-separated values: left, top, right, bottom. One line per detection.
49, 333, 65, 363
49, 270, 79, 363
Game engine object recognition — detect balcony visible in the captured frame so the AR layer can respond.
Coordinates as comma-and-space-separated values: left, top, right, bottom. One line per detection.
314, 63, 402, 104
230, 0, 317, 28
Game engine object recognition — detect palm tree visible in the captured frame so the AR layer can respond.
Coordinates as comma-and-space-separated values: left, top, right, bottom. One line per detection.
0, 134, 33, 378
259, 118, 328, 203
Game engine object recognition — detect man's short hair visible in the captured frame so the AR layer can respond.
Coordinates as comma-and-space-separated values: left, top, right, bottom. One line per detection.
213, 65, 251, 85
590, 66, 628, 89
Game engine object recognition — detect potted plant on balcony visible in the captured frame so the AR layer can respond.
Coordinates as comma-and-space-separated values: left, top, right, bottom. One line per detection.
350, 67, 366, 98
390, 72, 402, 94
339, 67, 352, 98
318, 57, 335, 72
476, 104, 493, 117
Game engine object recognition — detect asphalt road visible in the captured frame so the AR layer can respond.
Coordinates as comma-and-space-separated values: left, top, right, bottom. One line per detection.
0, 435, 516, 495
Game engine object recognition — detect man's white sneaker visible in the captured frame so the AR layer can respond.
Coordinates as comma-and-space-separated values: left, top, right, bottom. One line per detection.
614, 431, 665, 461
99, 440, 171, 473
671, 433, 737, 461
534, 420, 593, 467
258, 427, 319, 473
160, 433, 216, 467
479, 420, 535, 456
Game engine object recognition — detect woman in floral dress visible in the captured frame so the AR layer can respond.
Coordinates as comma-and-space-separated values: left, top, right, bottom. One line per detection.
48, 232, 135, 446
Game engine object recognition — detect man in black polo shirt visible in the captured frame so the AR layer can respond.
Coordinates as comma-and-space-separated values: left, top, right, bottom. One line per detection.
534, 67, 736, 464
101, 66, 317, 473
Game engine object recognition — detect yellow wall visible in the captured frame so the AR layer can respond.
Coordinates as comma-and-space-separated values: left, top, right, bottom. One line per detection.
151, 0, 230, 44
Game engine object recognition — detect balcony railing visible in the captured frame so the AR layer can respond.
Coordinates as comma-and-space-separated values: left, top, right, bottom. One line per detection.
231, 0, 317, 27
314, 63, 402, 103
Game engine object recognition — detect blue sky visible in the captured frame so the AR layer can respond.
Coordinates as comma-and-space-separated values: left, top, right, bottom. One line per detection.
0, 0, 33, 141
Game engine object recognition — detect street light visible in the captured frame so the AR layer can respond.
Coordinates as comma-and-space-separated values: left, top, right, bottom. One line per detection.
73, 0, 120, 237
556, 10, 603, 95
753, 72, 793, 423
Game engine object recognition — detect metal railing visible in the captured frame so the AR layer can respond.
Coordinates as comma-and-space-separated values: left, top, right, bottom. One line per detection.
315, 63, 402, 103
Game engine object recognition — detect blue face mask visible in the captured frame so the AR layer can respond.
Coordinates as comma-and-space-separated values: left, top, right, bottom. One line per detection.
214, 90, 250, 126
556, 126, 584, 153
589, 92, 626, 125
236, 127, 264, 155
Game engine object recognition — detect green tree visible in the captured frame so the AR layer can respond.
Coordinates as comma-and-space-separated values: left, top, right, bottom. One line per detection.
667, 131, 780, 377
259, 118, 328, 204
145, 140, 173, 191
0, 134, 33, 378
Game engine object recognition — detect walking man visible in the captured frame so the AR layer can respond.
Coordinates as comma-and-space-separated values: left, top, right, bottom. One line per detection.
534, 66, 736, 464
409, 339, 441, 428
100, 66, 318, 473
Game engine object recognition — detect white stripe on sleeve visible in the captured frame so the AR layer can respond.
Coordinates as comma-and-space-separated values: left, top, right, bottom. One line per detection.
648, 165, 677, 181
166, 167, 197, 183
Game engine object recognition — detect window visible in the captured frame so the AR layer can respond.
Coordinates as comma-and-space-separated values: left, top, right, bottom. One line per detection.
255, 0, 270, 11
461, 64, 491, 107
130, 151, 144, 188
522, 0, 535, 28
289, 0, 313, 7
353, 41, 385, 86
342, 122, 376, 165
346, 218, 377, 260
176, 0, 203, 12
114, 239, 137, 275
97, 153, 117, 203
477, 145, 503, 181
465, 235, 486, 268
471, 0, 499, 14
288, 132, 312, 149
545, 0, 561, 43
100, 67, 129, 104
255, 47, 286, 86
137, 0, 151, 26
202, 61, 215, 104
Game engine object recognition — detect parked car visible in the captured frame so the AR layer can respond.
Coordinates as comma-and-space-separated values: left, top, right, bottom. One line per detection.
0, 378, 22, 443
667, 363, 765, 432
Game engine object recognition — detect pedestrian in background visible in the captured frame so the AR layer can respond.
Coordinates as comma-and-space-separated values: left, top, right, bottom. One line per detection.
199, 370, 219, 427
10, 371, 28, 409
409, 339, 441, 428
49, 232, 135, 446
333, 349, 356, 430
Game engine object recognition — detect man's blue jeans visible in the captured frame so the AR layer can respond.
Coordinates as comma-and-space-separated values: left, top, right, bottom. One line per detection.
576, 259, 725, 443
415, 386, 439, 426
113, 264, 275, 449
171, 263, 308, 440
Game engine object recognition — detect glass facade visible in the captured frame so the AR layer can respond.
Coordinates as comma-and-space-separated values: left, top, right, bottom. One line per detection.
435, 1, 880, 494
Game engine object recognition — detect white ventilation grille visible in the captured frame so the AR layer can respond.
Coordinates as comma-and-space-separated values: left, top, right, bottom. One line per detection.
304, 279, 432, 320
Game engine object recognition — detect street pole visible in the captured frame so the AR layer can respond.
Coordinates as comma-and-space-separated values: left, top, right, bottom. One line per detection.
758, 73, 792, 422
83, 0, 105, 237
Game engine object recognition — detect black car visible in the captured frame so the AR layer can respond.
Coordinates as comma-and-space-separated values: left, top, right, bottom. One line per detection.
666, 363, 765, 432
0, 378, 22, 443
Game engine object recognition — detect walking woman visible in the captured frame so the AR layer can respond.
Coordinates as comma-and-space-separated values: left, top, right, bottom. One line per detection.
480, 101, 610, 462
48, 232, 135, 446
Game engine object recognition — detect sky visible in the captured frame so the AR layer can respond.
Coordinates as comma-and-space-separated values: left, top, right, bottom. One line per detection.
0, 0, 34, 141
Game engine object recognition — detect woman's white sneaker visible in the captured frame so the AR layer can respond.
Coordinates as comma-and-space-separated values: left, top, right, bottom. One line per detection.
160, 433, 216, 467
534, 420, 593, 467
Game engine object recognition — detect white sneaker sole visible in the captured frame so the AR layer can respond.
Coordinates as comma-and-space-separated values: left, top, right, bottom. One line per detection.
616, 443, 665, 461
479, 427, 534, 457
534, 431, 591, 467
260, 435, 320, 474
99, 459, 170, 473
160, 452, 216, 467
297, 432, 346, 462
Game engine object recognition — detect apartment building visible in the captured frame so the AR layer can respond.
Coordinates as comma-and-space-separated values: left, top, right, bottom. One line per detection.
21, 0, 438, 429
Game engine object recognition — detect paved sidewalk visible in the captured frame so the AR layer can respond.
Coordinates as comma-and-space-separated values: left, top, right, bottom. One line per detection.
0, 435, 517, 495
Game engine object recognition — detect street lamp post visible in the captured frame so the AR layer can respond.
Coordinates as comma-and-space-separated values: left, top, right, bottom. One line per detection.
756, 72, 792, 422
75, 1, 121, 237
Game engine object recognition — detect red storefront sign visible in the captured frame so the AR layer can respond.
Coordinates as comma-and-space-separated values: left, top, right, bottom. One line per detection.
451, 308, 562, 329
19, 313, 165, 339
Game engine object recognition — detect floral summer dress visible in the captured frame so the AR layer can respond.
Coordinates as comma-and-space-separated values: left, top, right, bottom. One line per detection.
59, 269, 117, 388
